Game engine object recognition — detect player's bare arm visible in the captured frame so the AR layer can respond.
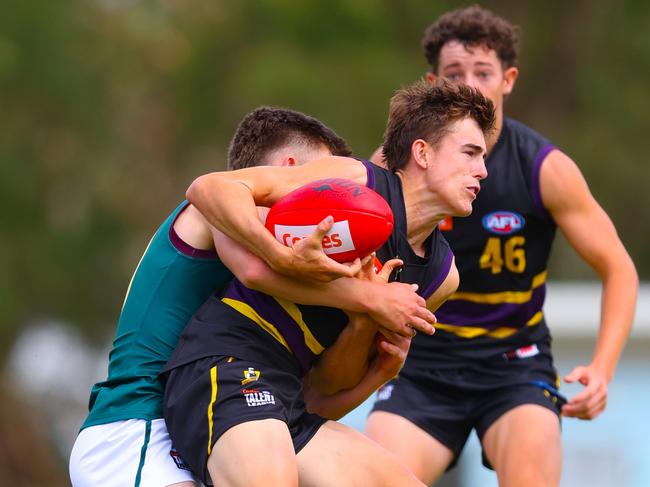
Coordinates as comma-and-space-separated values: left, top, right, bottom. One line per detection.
305, 312, 378, 396
211, 226, 435, 337
540, 149, 638, 419
305, 331, 412, 420
305, 257, 408, 394
186, 156, 368, 282
171, 203, 216, 250
425, 257, 460, 312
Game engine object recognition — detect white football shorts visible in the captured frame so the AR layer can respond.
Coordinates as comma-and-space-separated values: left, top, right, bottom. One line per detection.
69, 418, 198, 487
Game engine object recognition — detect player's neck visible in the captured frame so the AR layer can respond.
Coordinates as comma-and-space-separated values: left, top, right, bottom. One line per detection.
487, 110, 505, 155
399, 175, 445, 256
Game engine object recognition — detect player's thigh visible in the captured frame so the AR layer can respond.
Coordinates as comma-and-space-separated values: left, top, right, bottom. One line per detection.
297, 420, 425, 487
365, 411, 454, 486
165, 355, 303, 485
208, 418, 298, 487
69, 419, 198, 487
482, 404, 561, 487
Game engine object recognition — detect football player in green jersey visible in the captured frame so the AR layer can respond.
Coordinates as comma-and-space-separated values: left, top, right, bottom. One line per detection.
70, 106, 434, 487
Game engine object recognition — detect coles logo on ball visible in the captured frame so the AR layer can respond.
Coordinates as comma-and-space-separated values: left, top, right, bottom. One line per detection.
273, 221, 355, 256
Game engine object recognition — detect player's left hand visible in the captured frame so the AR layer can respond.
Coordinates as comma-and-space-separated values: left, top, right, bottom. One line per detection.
561, 364, 609, 420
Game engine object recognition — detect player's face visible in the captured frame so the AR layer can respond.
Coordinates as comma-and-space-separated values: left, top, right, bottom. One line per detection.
435, 41, 518, 119
427, 117, 487, 216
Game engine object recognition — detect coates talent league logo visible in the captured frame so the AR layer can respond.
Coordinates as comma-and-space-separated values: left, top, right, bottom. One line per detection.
482, 211, 525, 235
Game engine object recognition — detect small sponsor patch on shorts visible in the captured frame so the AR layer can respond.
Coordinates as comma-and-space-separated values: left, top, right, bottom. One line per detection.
241, 367, 261, 385
502, 344, 539, 361
170, 448, 192, 471
243, 389, 276, 407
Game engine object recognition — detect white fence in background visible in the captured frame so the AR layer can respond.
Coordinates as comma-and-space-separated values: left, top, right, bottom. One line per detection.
544, 281, 649, 338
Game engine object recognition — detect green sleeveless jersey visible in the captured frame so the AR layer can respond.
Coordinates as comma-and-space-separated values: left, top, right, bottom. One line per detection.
82, 201, 232, 428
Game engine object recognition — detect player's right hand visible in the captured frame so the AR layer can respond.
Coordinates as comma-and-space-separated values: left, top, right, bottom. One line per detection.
350, 254, 435, 337
561, 364, 609, 420
276, 216, 363, 283
368, 280, 436, 337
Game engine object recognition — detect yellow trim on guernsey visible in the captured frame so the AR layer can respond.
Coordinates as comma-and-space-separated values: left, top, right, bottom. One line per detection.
446, 271, 547, 304
273, 297, 325, 355
221, 298, 291, 351
207, 365, 218, 455
120, 235, 155, 311
436, 311, 544, 339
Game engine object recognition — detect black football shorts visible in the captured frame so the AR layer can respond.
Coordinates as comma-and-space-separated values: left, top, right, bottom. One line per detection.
163, 355, 326, 485
370, 362, 563, 470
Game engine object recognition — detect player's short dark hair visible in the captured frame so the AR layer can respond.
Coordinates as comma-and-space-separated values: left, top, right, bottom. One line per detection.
383, 78, 495, 172
422, 5, 520, 71
227, 106, 351, 170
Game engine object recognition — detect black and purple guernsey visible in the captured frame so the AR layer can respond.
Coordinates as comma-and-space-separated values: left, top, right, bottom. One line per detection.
407, 117, 558, 370
163, 160, 452, 378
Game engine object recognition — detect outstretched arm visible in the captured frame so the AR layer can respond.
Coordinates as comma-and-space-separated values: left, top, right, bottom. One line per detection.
187, 156, 368, 282
541, 150, 638, 420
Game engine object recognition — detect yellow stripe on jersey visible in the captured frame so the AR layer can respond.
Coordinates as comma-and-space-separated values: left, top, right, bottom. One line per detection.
436, 311, 545, 339
526, 311, 544, 326
121, 235, 155, 311
207, 365, 218, 456
222, 298, 291, 351
446, 271, 547, 304
273, 297, 325, 355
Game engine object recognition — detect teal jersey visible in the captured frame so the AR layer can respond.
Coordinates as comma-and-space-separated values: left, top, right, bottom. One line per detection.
82, 201, 232, 429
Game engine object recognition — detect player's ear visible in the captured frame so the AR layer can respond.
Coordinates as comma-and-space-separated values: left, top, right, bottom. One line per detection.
502, 66, 519, 95
282, 156, 297, 167
426, 72, 437, 84
411, 139, 430, 169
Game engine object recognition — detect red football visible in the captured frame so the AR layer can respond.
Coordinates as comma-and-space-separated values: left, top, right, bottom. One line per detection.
265, 178, 394, 263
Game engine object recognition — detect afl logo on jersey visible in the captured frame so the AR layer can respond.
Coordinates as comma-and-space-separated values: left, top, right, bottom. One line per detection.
482, 211, 525, 235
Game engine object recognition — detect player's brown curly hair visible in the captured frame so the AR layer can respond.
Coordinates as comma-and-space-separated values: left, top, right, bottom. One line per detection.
422, 5, 520, 71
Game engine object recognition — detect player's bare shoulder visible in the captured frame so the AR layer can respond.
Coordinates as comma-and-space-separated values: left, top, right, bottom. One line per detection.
539, 149, 591, 213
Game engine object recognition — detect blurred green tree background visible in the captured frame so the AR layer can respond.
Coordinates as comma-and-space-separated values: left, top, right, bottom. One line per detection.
1, 0, 649, 348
